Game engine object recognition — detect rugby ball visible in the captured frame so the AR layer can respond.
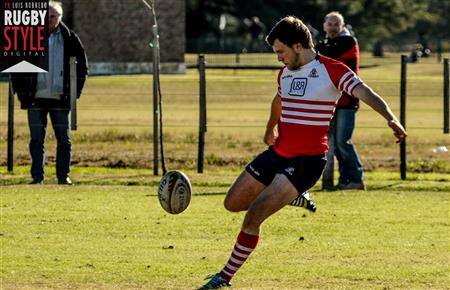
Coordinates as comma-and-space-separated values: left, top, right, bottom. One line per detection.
157, 170, 192, 214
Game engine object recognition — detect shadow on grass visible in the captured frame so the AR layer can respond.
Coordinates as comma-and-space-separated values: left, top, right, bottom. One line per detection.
370, 182, 404, 191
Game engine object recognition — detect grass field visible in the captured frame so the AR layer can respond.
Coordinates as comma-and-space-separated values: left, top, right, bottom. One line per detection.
1, 168, 449, 289
1, 53, 449, 289
0, 52, 449, 172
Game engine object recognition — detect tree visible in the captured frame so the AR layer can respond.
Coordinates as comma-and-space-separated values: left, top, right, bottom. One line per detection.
186, 0, 449, 52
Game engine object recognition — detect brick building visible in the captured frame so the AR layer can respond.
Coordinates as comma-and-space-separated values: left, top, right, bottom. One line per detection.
60, 0, 185, 74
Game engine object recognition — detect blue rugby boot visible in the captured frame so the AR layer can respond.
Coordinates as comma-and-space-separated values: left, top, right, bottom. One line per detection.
197, 273, 231, 289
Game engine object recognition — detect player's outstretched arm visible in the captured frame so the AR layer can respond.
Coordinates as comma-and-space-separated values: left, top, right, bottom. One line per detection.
353, 83, 407, 143
264, 94, 281, 145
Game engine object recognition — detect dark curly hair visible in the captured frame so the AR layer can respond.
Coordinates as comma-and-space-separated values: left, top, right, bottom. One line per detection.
266, 16, 314, 49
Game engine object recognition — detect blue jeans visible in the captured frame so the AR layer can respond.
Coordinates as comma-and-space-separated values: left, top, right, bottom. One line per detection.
28, 105, 71, 181
326, 108, 363, 184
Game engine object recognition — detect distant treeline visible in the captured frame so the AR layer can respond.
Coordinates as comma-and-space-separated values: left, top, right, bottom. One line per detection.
186, 0, 449, 53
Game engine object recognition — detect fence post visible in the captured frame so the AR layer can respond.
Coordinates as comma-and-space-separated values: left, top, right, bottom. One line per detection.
152, 24, 160, 176
437, 39, 442, 63
444, 58, 449, 134
7, 75, 14, 172
400, 55, 407, 180
197, 55, 207, 173
233, 52, 240, 75
70, 57, 77, 131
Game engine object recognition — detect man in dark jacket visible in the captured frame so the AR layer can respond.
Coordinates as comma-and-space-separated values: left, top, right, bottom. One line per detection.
11, 1, 88, 185
315, 11, 365, 190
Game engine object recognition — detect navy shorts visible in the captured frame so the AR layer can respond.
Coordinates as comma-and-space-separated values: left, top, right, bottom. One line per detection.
245, 146, 327, 194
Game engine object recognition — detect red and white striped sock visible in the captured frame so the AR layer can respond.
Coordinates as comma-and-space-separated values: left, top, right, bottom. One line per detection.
219, 230, 259, 282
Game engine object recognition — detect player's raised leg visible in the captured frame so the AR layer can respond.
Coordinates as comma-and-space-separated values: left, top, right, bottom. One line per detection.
199, 174, 298, 289
223, 170, 266, 212
241, 173, 299, 235
289, 191, 317, 212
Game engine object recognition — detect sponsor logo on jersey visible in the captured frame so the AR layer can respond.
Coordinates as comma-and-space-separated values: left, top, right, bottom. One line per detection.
282, 74, 293, 80
308, 68, 319, 78
288, 78, 307, 96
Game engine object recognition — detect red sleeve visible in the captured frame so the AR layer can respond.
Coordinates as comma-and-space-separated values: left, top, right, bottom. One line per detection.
319, 56, 362, 97
277, 66, 286, 95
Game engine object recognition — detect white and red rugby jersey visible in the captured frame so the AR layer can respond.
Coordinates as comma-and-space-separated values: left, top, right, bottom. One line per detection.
274, 54, 363, 157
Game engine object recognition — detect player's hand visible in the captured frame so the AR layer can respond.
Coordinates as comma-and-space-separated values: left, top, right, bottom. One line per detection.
264, 129, 277, 145
388, 119, 407, 143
